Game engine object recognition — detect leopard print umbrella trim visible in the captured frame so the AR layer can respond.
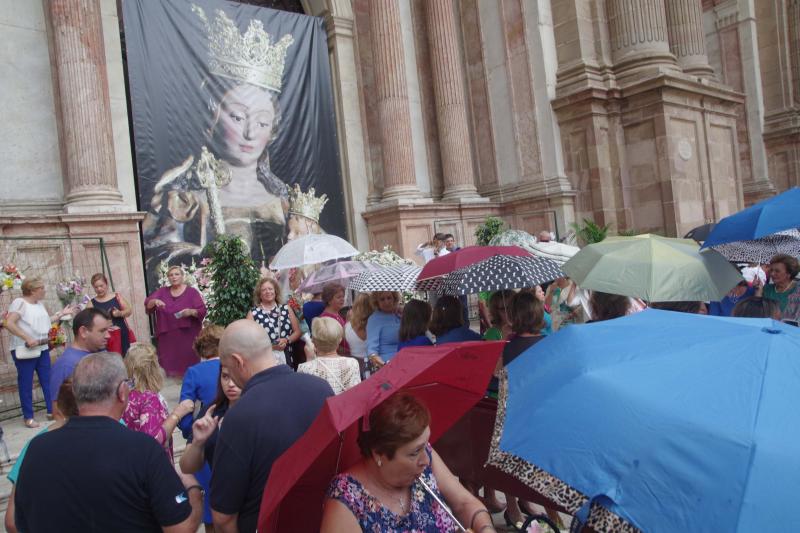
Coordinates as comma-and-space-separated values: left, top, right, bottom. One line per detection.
487, 369, 641, 533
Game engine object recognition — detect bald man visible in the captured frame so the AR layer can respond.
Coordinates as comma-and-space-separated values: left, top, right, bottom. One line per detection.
210, 320, 333, 533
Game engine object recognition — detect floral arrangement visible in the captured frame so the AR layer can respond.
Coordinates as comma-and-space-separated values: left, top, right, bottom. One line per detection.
48, 323, 67, 350
56, 274, 87, 307
0, 263, 24, 293
157, 259, 214, 303
353, 245, 414, 267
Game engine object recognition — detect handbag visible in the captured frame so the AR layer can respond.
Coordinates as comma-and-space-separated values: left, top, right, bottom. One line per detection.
14, 344, 45, 360
107, 293, 137, 355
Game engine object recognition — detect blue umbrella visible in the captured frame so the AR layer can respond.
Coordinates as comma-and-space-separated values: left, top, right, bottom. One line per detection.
489, 309, 800, 533
702, 187, 800, 248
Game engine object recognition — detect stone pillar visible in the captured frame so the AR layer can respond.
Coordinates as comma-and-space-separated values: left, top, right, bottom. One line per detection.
664, 0, 714, 78
369, 0, 419, 200
425, 0, 479, 200
48, 0, 124, 212
605, 0, 678, 76
791, 0, 800, 105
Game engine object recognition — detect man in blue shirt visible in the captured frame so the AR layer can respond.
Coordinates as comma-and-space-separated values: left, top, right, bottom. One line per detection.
49, 308, 111, 402
211, 320, 333, 532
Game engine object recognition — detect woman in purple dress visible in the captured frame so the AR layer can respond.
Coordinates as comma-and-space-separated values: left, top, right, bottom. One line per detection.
144, 265, 206, 377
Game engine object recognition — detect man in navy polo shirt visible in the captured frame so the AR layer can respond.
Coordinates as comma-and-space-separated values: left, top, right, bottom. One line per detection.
15, 352, 202, 532
211, 320, 333, 533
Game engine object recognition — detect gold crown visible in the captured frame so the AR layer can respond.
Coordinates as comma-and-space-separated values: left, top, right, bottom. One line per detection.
288, 185, 328, 223
192, 4, 294, 93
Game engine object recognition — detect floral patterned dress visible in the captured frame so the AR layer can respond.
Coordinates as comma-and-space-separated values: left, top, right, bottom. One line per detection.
326, 446, 458, 532
121, 389, 172, 459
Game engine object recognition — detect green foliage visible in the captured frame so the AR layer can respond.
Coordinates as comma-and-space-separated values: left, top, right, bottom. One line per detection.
204, 235, 260, 327
474, 216, 506, 246
617, 228, 639, 237
571, 218, 612, 245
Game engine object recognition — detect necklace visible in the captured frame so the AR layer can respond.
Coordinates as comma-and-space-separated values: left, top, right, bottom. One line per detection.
371, 477, 409, 514
775, 281, 795, 293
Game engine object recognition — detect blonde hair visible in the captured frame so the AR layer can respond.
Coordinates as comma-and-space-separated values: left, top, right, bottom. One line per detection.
166, 265, 184, 276
125, 343, 164, 393
350, 293, 374, 333
369, 291, 400, 311
21, 277, 44, 296
312, 316, 343, 354
253, 277, 283, 305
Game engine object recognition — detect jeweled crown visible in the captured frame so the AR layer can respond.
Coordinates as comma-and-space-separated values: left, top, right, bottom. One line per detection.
289, 185, 328, 223
192, 4, 294, 93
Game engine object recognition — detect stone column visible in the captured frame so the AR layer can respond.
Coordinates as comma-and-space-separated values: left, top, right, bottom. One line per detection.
664, 0, 714, 78
791, 0, 800, 105
48, 0, 124, 212
425, 0, 479, 200
605, 0, 678, 75
369, 0, 419, 200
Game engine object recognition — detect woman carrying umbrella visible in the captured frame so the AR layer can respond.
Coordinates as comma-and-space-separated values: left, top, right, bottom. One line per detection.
754, 254, 799, 316
321, 393, 495, 533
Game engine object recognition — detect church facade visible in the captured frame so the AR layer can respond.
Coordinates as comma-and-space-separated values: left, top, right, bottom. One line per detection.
0, 0, 799, 339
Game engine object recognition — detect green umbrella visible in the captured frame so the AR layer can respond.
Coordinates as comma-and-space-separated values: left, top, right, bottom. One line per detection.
562, 234, 743, 302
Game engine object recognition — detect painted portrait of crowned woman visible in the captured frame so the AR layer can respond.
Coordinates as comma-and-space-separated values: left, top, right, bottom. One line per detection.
125, 0, 345, 289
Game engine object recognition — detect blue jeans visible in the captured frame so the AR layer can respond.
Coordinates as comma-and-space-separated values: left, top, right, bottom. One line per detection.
12, 349, 53, 420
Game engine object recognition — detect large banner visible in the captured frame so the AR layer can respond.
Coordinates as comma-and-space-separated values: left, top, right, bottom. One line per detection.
122, 0, 346, 291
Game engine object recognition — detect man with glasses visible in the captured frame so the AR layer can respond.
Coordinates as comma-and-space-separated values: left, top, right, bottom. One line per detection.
14, 352, 202, 532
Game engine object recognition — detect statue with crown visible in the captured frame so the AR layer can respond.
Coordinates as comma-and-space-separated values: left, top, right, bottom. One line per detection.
142, 4, 328, 283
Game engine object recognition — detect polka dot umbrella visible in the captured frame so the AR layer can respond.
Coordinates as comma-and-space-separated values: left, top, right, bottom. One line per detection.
710, 229, 800, 264
438, 255, 564, 296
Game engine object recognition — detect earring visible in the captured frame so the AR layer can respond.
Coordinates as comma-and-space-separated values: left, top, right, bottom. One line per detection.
376, 458, 382, 467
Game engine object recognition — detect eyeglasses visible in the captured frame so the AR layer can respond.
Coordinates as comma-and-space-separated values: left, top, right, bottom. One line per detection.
117, 377, 136, 394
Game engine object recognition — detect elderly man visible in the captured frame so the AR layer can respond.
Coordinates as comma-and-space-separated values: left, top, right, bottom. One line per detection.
211, 320, 333, 533
49, 307, 112, 402
15, 352, 201, 532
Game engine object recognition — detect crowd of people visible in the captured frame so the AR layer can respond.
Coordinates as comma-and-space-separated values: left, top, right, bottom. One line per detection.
1, 238, 798, 532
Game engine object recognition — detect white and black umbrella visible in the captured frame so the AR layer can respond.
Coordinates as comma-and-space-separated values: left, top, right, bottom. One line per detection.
710, 229, 800, 264
347, 264, 440, 292
438, 255, 564, 295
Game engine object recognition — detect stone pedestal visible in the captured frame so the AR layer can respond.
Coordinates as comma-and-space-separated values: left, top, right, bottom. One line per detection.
553, 73, 744, 237
0, 212, 148, 364
47, 0, 125, 212
369, 0, 419, 200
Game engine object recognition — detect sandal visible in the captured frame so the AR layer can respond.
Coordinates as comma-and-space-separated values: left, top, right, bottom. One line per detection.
24, 418, 40, 429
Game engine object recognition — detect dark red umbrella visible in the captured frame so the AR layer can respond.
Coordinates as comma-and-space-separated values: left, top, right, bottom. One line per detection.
417, 245, 532, 280
257, 341, 504, 533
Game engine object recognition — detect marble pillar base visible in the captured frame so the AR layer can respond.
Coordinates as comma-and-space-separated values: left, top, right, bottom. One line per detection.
362, 189, 576, 263
0, 212, 149, 366
554, 71, 745, 237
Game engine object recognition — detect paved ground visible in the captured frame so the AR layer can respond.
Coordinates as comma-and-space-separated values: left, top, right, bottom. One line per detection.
0, 377, 570, 532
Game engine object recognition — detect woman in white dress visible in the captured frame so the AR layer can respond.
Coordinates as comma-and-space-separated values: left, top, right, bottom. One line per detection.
298, 317, 360, 395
